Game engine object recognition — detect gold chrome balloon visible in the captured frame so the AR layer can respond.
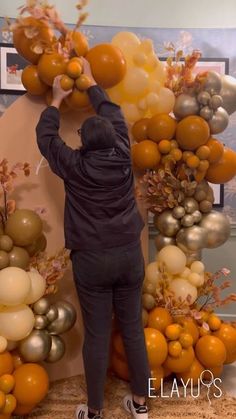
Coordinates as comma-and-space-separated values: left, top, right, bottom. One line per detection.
199, 211, 230, 248
45, 335, 65, 363
47, 301, 77, 335
33, 297, 51, 315
173, 93, 199, 120
176, 226, 207, 252
19, 329, 51, 362
154, 234, 176, 251
154, 210, 181, 237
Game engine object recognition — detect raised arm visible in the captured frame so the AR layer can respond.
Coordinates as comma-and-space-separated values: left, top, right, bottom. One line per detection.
36, 76, 78, 180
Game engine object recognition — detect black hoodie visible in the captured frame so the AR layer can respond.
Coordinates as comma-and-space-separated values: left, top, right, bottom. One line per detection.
36, 85, 144, 250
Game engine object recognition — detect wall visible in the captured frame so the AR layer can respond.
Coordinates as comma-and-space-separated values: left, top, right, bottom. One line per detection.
1, 0, 236, 28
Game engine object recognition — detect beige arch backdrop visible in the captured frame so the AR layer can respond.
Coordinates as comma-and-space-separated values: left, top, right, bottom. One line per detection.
0, 94, 148, 380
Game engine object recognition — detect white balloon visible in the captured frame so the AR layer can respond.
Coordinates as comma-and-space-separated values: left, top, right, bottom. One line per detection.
190, 261, 205, 274
169, 278, 198, 305
24, 271, 46, 304
0, 267, 31, 306
157, 245, 187, 275
0, 304, 35, 341
0, 336, 7, 353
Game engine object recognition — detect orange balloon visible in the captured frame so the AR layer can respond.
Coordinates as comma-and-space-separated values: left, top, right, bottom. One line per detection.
2, 394, 16, 415
60, 74, 75, 91
13, 403, 35, 415
65, 88, 91, 110
112, 333, 126, 361
11, 351, 24, 370
206, 147, 236, 184
66, 60, 82, 79
144, 328, 168, 368
214, 323, 236, 364
132, 140, 161, 170
206, 137, 224, 164
195, 335, 226, 368
0, 352, 14, 376
0, 414, 10, 419
13, 17, 53, 64
70, 31, 89, 57
175, 318, 199, 346
22, 65, 48, 95
150, 366, 164, 390
13, 363, 49, 406
147, 114, 177, 142
176, 116, 210, 151
163, 346, 195, 373
0, 374, 15, 394
204, 365, 223, 380
75, 75, 92, 91
176, 357, 204, 385
131, 118, 150, 142
111, 352, 130, 381
147, 307, 173, 333
38, 53, 67, 86
86, 44, 126, 88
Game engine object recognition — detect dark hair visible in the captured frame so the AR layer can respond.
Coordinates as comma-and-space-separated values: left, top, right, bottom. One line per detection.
79, 115, 117, 154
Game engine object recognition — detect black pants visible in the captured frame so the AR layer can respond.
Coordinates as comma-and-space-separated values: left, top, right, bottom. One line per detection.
71, 240, 151, 410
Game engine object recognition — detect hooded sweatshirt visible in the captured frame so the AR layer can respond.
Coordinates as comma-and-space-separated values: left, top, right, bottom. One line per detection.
36, 85, 144, 250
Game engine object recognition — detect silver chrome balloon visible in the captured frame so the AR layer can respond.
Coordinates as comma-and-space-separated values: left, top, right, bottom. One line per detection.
46, 306, 59, 323
34, 314, 49, 330
197, 91, 211, 106
209, 94, 223, 110
172, 206, 185, 219
176, 226, 207, 252
33, 297, 50, 315
192, 210, 202, 224
154, 234, 176, 251
203, 71, 222, 95
208, 107, 229, 134
154, 210, 181, 237
47, 301, 77, 335
181, 214, 195, 227
199, 211, 230, 248
183, 198, 199, 214
45, 335, 65, 363
200, 106, 213, 121
19, 329, 51, 362
173, 93, 199, 119
220, 74, 236, 115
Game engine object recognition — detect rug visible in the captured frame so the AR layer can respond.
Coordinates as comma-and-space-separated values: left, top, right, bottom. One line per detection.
14, 374, 236, 419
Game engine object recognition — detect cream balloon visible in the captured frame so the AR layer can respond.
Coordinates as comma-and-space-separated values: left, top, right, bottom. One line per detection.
169, 278, 198, 305
0, 336, 7, 353
122, 102, 143, 123
181, 267, 191, 278
0, 267, 31, 306
145, 262, 160, 283
122, 67, 149, 98
24, 271, 46, 304
190, 261, 205, 274
0, 304, 35, 341
188, 272, 204, 287
148, 87, 175, 115
156, 245, 187, 275
111, 31, 141, 58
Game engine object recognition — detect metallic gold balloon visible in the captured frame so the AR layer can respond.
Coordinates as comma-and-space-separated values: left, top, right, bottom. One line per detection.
172, 206, 185, 219
47, 301, 77, 335
220, 74, 236, 115
181, 215, 194, 227
200, 106, 213, 121
0, 250, 9, 269
34, 315, 49, 330
33, 297, 51, 315
173, 94, 199, 119
183, 198, 199, 214
208, 107, 229, 134
154, 234, 176, 251
25, 234, 47, 257
154, 210, 181, 237
203, 71, 222, 95
19, 329, 51, 362
0, 235, 13, 252
45, 335, 65, 363
185, 250, 202, 266
5, 209, 43, 247
197, 91, 211, 105
199, 200, 213, 213
9, 246, 30, 269
176, 226, 207, 252
209, 95, 223, 110
46, 306, 59, 323
192, 210, 202, 224
199, 211, 230, 248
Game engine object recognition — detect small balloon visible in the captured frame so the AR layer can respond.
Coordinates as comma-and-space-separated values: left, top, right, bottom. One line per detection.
172, 206, 185, 220
19, 329, 51, 362
0, 250, 10, 270
181, 215, 195, 227
154, 210, 181, 237
209, 95, 223, 110
45, 335, 65, 363
200, 106, 213, 121
176, 226, 207, 252
24, 271, 46, 305
33, 297, 51, 315
154, 234, 176, 251
197, 91, 211, 106
34, 315, 49, 330
192, 210, 202, 224
183, 198, 199, 214
173, 94, 199, 119
46, 306, 59, 323
203, 71, 222, 95
0, 235, 13, 252
0, 336, 7, 353
208, 107, 229, 134
47, 301, 77, 335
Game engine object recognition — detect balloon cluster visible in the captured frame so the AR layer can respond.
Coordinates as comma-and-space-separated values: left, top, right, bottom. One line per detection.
19, 298, 76, 363
107, 32, 175, 123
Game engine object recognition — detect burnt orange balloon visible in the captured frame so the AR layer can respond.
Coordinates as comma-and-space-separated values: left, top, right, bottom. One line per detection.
111, 353, 130, 381
132, 118, 150, 142
65, 88, 91, 110
13, 403, 35, 415
86, 44, 126, 89
70, 31, 89, 57
147, 114, 177, 142
144, 328, 168, 368
37, 53, 67, 86
147, 307, 173, 333
13, 363, 49, 406
206, 147, 236, 184
132, 140, 161, 170
150, 366, 164, 390
13, 17, 53, 64
206, 137, 224, 164
0, 352, 14, 376
204, 365, 223, 380
175, 318, 199, 346
113, 333, 126, 361
11, 351, 24, 370
163, 346, 195, 373
195, 335, 226, 368
176, 357, 204, 385
214, 323, 236, 364
176, 116, 210, 151
22, 65, 48, 96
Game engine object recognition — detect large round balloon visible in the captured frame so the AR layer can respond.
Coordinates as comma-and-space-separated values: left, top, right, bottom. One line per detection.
24, 271, 46, 305
214, 323, 236, 364
206, 147, 236, 184
147, 114, 177, 142
154, 210, 181, 237
206, 137, 224, 164
199, 211, 230, 248
112, 32, 141, 58
5, 209, 43, 247
144, 328, 168, 368
0, 305, 35, 341
176, 116, 210, 150
37, 53, 67, 86
208, 107, 229, 134
22, 65, 48, 96
176, 226, 207, 252
131, 118, 150, 142
45, 335, 65, 363
47, 301, 77, 335
195, 335, 226, 367
169, 278, 197, 305
0, 267, 31, 306
176, 357, 204, 385
156, 245, 186, 275
19, 330, 51, 362
163, 346, 195, 373
174, 93, 199, 120
122, 67, 149, 99
86, 44, 126, 89
13, 363, 49, 405
132, 140, 161, 169
147, 307, 173, 333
